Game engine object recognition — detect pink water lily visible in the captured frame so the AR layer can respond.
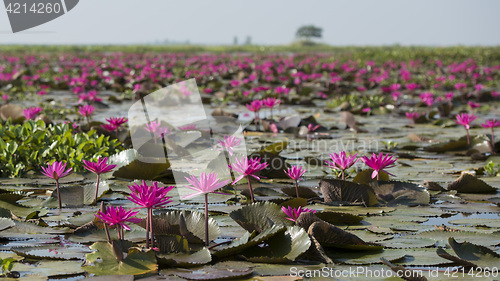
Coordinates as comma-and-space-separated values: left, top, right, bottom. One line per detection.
230, 156, 268, 203
183, 172, 230, 246
325, 151, 359, 180
361, 153, 397, 180
23, 107, 43, 120
41, 161, 72, 209
83, 157, 117, 205
481, 119, 500, 151
456, 113, 477, 145
281, 206, 316, 222
262, 97, 280, 118
78, 105, 95, 126
217, 135, 242, 156
95, 205, 141, 240
127, 181, 174, 248
284, 166, 306, 198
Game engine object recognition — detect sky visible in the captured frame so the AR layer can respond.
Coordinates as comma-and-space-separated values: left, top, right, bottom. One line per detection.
0, 0, 499, 46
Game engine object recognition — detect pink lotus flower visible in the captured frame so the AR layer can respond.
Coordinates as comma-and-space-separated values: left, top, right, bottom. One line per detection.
281, 206, 316, 222
106, 117, 128, 128
361, 153, 397, 180
284, 166, 306, 198
230, 156, 269, 202
144, 120, 161, 134
455, 83, 467, 90
217, 135, 242, 156
456, 112, 477, 145
405, 112, 420, 120
182, 172, 230, 245
127, 180, 174, 248
405, 83, 419, 91
262, 97, 280, 108
362, 107, 371, 113
246, 99, 263, 113
325, 152, 359, 173
2, 94, 8, 102
444, 92, 454, 101
95, 205, 141, 240
178, 124, 196, 130
101, 123, 117, 132
83, 157, 117, 205
23, 107, 43, 120
41, 161, 72, 209
270, 123, 278, 134
481, 119, 500, 151
491, 91, 500, 98
467, 101, 481, 109
391, 91, 402, 102
307, 124, 320, 133
78, 104, 95, 117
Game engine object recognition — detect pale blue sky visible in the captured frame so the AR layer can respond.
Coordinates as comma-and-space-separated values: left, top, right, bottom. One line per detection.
1, 0, 499, 45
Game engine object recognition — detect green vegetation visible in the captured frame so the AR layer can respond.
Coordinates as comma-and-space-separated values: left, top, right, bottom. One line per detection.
0, 120, 122, 177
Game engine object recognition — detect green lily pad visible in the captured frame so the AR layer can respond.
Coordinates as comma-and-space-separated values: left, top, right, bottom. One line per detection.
448, 218, 500, 228
229, 202, 291, 233
83, 242, 157, 277
157, 247, 211, 267
380, 236, 436, 249
243, 226, 311, 263
152, 210, 220, 243
174, 266, 253, 280
329, 249, 407, 265
309, 204, 396, 216
369, 181, 430, 206
392, 248, 452, 266
11, 244, 92, 260
319, 179, 378, 206
437, 237, 500, 268
353, 169, 390, 185
418, 230, 500, 247
260, 141, 288, 154
447, 173, 497, 194
315, 211, 363, 225
307, 220, 383, 251
0, 217, 15, 231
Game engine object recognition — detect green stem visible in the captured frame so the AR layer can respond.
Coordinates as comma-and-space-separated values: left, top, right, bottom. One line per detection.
55, 179, 62, 209
204, 193, 209, 246
492, 128, 495, 151
247, 176, 255, 203
294, 180, 299, 198
149, 208, 154, 248
94, 174, 100, 205
466, 129, 470, 146
145, 210, 150, 248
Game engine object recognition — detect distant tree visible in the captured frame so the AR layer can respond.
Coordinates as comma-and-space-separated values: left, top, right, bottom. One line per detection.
244, 36, 252, 45
233, 36, 238, 45
295, 25, 323, 41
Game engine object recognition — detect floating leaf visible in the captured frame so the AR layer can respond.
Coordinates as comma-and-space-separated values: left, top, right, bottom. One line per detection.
152, 210, 220, 243
260, 141, 288, 155
447, 173, 497, 194
250, 151, 291, 179
11, 244, 91, 260
281, 185, 318, 198
319, 179, 378, 206
438, 237, 500, 268
278, 197, 307, 208
307, 220, 382, 251
229, 202, 291, 233
212, 231, 255, 258
380, 257, 428, 281
329, 249, 407, 265
243, 226, 311, 263
448, 218, 500, 228
380, 236, 436, 249
114, 160, 170, 180
418, 230, 500, 247
353, 169, 389, 185
392, 248, 451, 266
44, 181, 110, 207
155, 234, 189, 254
157, 247, 211, 267
83, 242, 157, 276
315, 211, 363, 225
369, 181, 430, 206
0, 217, 15, 231
174, 266, 253, 280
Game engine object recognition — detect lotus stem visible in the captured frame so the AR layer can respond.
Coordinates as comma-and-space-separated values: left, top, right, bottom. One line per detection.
341, 170, 345, 181
466, 129, 470, 146
145, 210, 150, 248
247, 175, 255, 203
149, 208, 154, 248
294, 180, 299, 198
492, 128, 495, 151
117, 225, 121, 240
94, 174, 100, 205
204, 193, 209, 246
100, 202, 111, 243
55, 179, 62, 209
